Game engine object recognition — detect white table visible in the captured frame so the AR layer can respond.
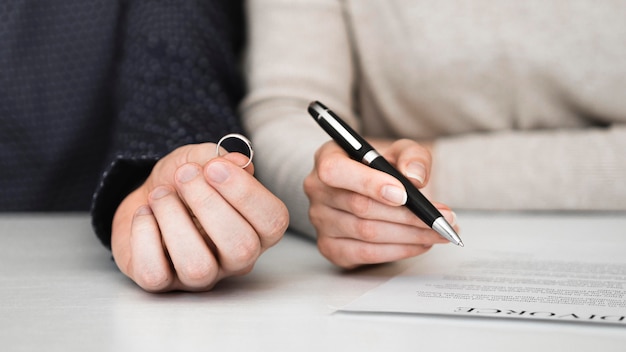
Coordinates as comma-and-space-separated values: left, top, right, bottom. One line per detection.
1, 212, 624, 351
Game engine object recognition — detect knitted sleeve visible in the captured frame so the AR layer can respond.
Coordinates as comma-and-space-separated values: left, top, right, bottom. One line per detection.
91, 0, 245, 248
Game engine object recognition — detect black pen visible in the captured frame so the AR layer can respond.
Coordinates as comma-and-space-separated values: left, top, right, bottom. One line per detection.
307, 101, 464, 247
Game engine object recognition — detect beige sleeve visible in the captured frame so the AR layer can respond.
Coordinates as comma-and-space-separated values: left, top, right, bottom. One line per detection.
432, 124, 626, 211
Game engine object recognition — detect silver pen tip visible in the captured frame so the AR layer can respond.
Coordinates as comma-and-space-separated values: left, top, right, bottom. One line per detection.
432, 217, 464, 247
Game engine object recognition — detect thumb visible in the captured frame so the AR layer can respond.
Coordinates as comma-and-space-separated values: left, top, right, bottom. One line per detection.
383, 139, 432, 188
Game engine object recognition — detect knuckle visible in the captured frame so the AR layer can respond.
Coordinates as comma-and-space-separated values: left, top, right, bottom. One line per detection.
308, 205, 323, 228
316, 157, 340, 185
316, 236, 337, 262
178, 144, 197, 163
232, 264, 255, 277
178, 259, 217, 286
354, 244, 380, 264
347, 193, 374, 218
266, 211, 289, 245
134, 267, 172, 292
316, 236, 359, 270
275, 204, 290, 232
302, 173, 318, 197
258, 203, 289, 247
228, 239, 261, 268
151, 157, 167, 175
403, 139, 431, 160
354, 219, 379, 242
186, 190, 221, 211
153, 145, 192, 172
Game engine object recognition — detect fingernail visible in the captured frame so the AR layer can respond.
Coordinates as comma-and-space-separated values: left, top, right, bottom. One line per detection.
382, 185, 407, 205
177, 164, 200, 183
206, 162, 230, 184
406, 162, 426, 184
151, 186, 171, 200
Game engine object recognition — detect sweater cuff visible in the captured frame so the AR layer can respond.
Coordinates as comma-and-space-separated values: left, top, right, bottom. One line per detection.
90, 155, 159, 249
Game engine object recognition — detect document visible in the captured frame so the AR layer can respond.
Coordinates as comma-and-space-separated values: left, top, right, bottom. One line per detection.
339, 215, 626, 325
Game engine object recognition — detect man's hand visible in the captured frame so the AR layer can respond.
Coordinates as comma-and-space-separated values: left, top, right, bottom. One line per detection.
111, 143, 289, 292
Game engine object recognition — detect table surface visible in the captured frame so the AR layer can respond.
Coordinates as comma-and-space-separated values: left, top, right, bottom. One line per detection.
1, 212, 625, 352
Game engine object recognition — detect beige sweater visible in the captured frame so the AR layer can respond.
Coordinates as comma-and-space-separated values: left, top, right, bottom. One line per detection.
241, 0, 626, 237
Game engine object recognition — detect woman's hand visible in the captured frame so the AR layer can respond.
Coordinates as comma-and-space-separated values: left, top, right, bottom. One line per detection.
304, 139, 457, 269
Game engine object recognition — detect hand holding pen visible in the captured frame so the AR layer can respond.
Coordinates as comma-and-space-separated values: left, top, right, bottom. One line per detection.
305, 101, 461, 269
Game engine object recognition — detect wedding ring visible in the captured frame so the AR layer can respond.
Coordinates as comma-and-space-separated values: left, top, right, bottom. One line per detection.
215, 133, 254, 168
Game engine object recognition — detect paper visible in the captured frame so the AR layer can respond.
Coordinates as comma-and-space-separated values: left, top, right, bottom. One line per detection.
339, 248, 626, 325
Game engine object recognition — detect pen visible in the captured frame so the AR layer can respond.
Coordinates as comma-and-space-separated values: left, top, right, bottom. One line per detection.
307, 101, 464, 247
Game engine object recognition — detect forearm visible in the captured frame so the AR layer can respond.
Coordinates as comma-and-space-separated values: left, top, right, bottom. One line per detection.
431, 125, 626, 210
243, 102, 329, 238
242, 0, 354, 237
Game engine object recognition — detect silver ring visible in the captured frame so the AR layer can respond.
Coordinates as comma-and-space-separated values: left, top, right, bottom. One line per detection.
215, 133, 254, 168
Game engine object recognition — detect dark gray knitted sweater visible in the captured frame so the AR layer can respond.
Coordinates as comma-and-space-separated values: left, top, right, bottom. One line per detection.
0, 0, 245, 247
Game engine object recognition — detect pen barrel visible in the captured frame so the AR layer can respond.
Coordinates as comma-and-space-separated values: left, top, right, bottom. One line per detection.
308, 101, 373, 161
369, 157, 441, 226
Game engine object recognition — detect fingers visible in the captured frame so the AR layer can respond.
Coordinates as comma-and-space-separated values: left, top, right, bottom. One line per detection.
145, 157, 285, 290
310, 204, 449, 245
112, 142, 285, 293
148, 184, 220, 290
127, 206, 176, 292
306, 140, 439, 227
202, 159, 288, 249
318, 237, 434, 269
309, 186, 429, 227
313, 142, 409, 207
312, 204, 455, 269
146, 142, 225, 189
314, 140, 433, 207
306, 139, 458, 269
173, 162, 261, 274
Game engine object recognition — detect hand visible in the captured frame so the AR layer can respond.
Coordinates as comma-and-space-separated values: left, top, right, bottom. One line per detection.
303, 139, 458, 269
111, 143, 289, 292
